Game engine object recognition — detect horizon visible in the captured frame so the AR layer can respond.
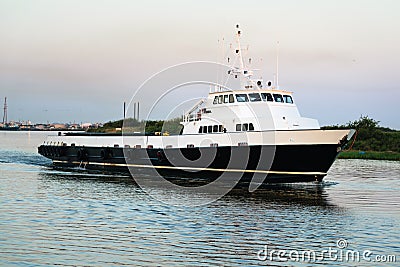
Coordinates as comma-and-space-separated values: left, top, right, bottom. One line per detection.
1, 0, 399, 129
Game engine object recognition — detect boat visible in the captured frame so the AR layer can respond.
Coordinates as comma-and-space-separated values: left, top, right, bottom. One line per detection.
38, 25, 355, 185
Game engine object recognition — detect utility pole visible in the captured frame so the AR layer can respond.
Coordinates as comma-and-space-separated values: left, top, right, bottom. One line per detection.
137, 102, 139, 121
2, 97, 7, 124
123, 101, 126, 119
133, 102, 140, 121
134, 102, 136, 120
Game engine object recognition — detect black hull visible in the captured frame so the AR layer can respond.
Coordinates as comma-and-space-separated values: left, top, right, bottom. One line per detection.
38, 143, 342, 184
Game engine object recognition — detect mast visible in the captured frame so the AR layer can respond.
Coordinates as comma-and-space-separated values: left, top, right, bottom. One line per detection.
235, 24, 245, 71
227, 24, 252, 90
225, 25, 263, 90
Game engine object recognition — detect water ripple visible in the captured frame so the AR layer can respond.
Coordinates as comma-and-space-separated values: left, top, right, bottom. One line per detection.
1, 133, 399, 266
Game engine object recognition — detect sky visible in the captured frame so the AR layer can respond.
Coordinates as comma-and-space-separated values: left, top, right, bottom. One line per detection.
0, 0, 399, 128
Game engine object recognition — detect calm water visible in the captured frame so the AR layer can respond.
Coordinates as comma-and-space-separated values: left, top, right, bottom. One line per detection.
0, 131, 399, 266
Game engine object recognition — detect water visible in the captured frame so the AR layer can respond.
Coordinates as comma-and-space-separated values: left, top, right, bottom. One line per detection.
0, 131, 399, 266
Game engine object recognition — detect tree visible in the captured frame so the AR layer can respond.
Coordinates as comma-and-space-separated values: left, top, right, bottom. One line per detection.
322, 115, 399, 152
346, 115, 379, 130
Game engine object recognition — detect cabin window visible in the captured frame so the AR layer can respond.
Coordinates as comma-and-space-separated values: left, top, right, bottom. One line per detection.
223, 95, 229, 103
236, 94, 249, 102
200, 125, 225, 133
213, 96, 218, 104
283, 95, 294, 104
248, 93, 261, 102
218, 95, 223, 104
261, 93, 273, 102
229, 94, 235, 103
273, 94, 284, 103
236, 123, 254, 131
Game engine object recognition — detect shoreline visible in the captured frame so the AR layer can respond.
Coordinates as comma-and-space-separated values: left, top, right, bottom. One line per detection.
338, 150, 400, 161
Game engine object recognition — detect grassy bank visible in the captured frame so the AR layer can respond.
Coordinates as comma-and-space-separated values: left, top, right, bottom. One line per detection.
338, 150, 400, 161
322, 116, 399, 161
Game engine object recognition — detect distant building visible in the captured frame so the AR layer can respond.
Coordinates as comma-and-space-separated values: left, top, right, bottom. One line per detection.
68, 124, 81, 130
50, 123, 67, 129
81, 123, 92, 129
34, 124, 47, 130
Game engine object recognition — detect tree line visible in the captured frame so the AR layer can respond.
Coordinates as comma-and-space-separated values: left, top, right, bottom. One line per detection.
321, 116, 399, 152
88, 117, 183, 135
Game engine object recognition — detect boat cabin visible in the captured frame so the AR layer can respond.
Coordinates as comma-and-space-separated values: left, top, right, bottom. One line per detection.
181, 88, 319, 135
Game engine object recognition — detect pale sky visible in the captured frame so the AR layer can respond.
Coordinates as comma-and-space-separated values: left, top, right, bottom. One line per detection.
0, 0, 399, 128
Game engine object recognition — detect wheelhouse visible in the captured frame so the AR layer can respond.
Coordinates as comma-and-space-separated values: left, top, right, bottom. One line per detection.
211, 90, 295, 105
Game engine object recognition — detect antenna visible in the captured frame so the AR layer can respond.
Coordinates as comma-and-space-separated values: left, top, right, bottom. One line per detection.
235, 24, 245, 71
217, 36, 225, 92
276, 41, 280, 89
2, 97, 7, 124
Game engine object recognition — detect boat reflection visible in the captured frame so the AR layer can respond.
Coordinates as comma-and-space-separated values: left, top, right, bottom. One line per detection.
39, 168, 339, 208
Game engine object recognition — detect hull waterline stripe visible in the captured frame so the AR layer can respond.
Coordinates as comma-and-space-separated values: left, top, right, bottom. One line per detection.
52, 160, 327, 176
